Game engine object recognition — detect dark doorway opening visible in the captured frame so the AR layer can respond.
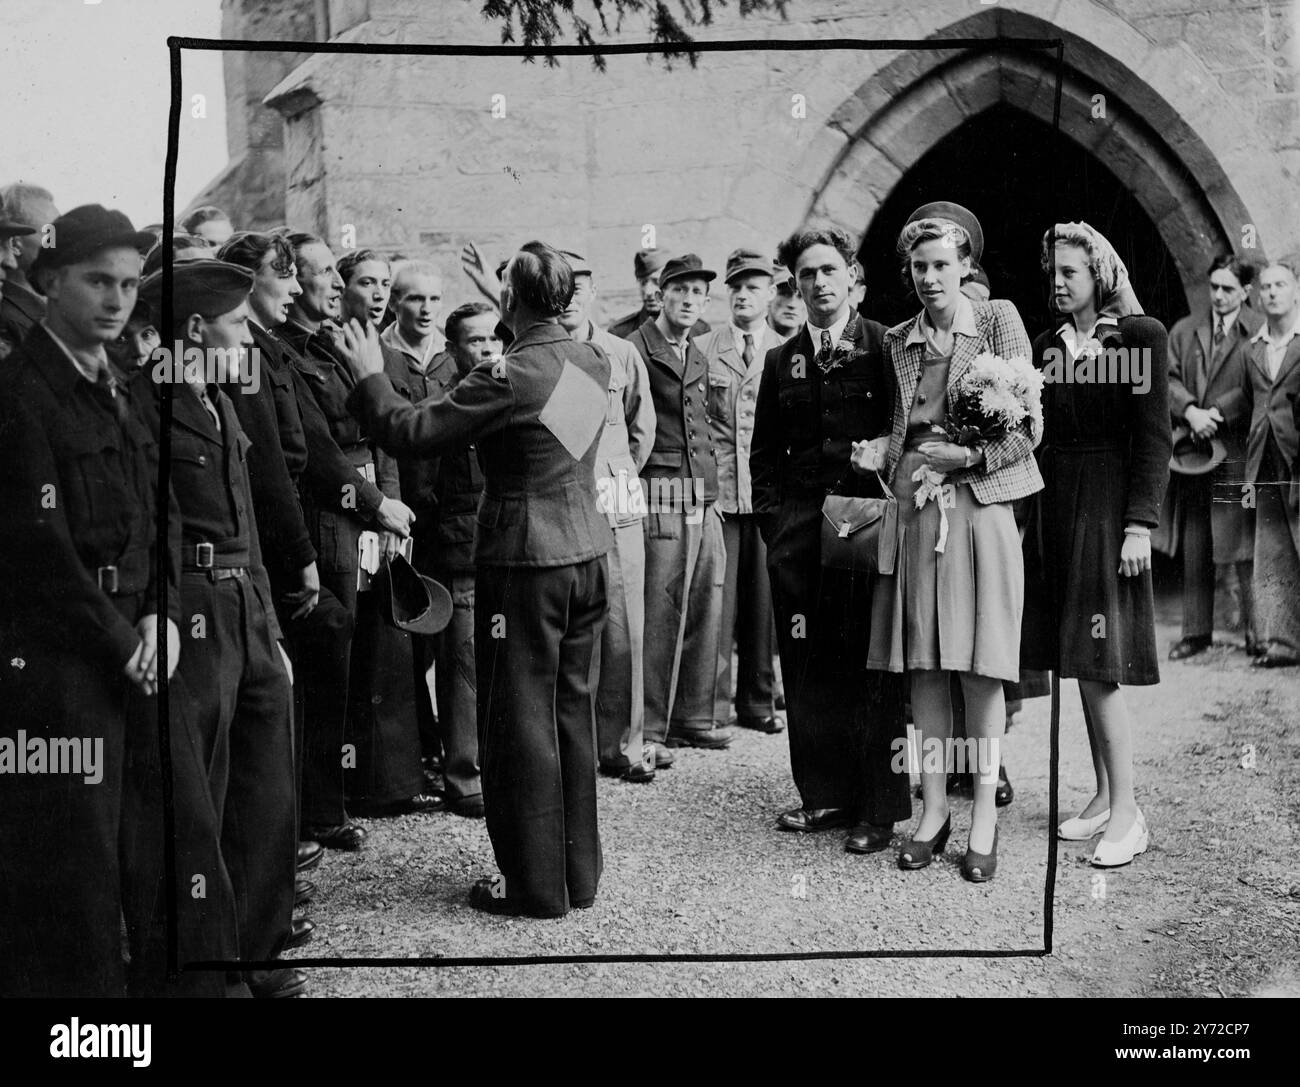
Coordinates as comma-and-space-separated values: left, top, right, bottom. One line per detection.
858, 104, 1191, 341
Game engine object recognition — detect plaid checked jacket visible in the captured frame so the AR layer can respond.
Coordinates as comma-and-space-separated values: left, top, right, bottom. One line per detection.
881, 298, 1044, 505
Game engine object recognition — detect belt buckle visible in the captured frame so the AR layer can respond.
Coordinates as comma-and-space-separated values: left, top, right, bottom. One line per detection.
195, 542, 214, 569
97, 565, 119, 593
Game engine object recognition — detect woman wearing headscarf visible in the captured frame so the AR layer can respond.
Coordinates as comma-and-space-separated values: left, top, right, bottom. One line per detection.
1021, 222, 1171, 868
861, 203, 1043, 883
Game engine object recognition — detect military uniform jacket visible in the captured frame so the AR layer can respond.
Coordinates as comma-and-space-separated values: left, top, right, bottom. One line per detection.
582, 321, 655, 529
697, 322, 780, 514
278, 320, 402, 504
223, 341, 317, 577
428, 356, 487, 577
147, 380, 282, 643
0, 324, 181, 666
348, 321, 614, 568
626, 317, 719, 508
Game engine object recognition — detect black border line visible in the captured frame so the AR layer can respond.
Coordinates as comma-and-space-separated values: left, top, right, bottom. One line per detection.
160, 31, 1066, 973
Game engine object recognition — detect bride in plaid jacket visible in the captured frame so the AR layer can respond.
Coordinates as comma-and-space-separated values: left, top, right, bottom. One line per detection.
860, 203, 1043, 884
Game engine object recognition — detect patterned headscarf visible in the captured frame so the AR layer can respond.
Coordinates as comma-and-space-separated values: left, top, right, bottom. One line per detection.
1047, 221, 1145, 320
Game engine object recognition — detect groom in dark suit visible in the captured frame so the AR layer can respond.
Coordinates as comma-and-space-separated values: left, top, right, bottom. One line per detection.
750, 225, 910, 853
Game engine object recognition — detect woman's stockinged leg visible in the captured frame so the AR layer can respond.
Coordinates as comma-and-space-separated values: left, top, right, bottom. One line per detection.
909, 670, 952, 840
958, 672, 1004, 853
1078, 679, 1138, 841
1077, 691, 1112, 820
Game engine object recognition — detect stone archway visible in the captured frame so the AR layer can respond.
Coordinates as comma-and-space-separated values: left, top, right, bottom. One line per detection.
802, 7, 1261, 316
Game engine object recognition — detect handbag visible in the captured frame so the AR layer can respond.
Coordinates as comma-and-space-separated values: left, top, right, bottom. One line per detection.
819, 468, 898, 576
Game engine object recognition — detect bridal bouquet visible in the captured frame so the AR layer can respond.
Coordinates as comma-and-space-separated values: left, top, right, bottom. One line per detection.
913, 351, 1043, 552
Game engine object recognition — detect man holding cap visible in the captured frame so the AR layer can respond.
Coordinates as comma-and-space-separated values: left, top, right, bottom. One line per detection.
559, 248, 658, 782
628, 254, 732, 758
609, 246, 711, 341
139, 258, 305, 996
0, 206, 240, 996
696, 248, 785, 735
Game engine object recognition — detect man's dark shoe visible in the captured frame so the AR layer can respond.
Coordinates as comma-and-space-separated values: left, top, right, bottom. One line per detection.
844, 821, 894, 854
246, 967, 307, 999
777, 807, 852, 832
449, 793, 486, 818
737, 714, 785, 734
354, 793, 446, 817
649, 742, 675, 769
294, 878, 315, 907
1244, 634, 1266, 658
297, 839, 324, 872
306, 821, 367, 851
665, 725, 733, 749
1169, 634, 1212, 661
286, 917, 315, 949
774, 690, 786, 711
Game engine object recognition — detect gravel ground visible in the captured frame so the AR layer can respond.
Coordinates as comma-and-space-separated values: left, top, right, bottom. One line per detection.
286, 582, 1300, 997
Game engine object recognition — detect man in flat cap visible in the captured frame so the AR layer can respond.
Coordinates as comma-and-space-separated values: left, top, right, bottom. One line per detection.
627, 254, 732, 761
696, 248, 786, 736
139, 258, 305, 997
0, 205, 241, 996
343, 241, 613, 919
609, 247, 711, 342
0, 183, 57, 361
559, 249, 658, 783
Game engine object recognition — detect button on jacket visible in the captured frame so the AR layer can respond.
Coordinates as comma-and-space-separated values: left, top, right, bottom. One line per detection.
582, 321, 656, 529
626, 317, 719, 507
349, 321, 614, 568
152, 382, 282, 643
697, 323, 779, 514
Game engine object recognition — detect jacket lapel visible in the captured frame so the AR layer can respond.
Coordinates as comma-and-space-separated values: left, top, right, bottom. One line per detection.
642, 321, 685, 380
892, 317, 923, 413
944, 304, 988, 394
1274, 338, 1300, 387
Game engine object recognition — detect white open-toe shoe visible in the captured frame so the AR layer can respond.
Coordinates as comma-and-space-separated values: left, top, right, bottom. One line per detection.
1091, 809, 1148, 868
1057, 808, 1110, 841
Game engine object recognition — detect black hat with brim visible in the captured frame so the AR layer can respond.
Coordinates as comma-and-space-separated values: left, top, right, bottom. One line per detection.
380, 553, 453, 635
1169, 426, 1228, 476
29, 204, 156, 280
659, 253, 716, 290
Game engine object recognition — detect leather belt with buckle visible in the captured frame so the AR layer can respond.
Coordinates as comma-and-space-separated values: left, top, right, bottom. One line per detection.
97, 565, 119, 593
182, 543, 248, 581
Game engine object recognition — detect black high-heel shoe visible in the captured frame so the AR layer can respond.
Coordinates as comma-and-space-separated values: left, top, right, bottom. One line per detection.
961, 827, 999, 883
994, 762, 1013, 807
897, 815, 952, 870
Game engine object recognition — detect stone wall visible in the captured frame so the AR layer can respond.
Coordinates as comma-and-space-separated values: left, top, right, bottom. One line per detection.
201, 0, 1296, 318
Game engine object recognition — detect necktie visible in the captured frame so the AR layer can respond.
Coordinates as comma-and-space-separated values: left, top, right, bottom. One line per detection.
821, 330, 833, 358
742, 333, 755, 369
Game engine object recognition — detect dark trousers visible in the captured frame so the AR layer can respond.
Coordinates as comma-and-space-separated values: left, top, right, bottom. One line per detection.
715, 512, 777, 721
1178, 473, 1256, 640
275, 578, 354, 829
345, 587, 424, 804
121, 678, 243, 997
176, 572, 295, 963
433, 574, 481, 802
474, 557, 607, 917
0, 639, 129, 996
767, 500, 909, 822
1254, 439, 1300, 654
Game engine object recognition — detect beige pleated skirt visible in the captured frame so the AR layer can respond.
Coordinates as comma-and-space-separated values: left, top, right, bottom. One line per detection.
867, 475, 1023, 682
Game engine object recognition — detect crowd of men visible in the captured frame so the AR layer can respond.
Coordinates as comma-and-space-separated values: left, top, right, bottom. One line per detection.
1, 176, 1297, 997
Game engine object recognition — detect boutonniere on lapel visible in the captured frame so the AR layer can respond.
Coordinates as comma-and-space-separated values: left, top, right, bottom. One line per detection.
814, 313, 867, 375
